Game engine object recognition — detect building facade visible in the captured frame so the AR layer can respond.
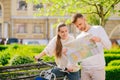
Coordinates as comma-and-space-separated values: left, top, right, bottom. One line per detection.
0, 0, 75, 44
105, 3, 120, 39
0, 0, 120, 44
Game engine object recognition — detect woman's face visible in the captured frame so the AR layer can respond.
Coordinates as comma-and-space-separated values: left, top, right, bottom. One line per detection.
58, 26, 68, 40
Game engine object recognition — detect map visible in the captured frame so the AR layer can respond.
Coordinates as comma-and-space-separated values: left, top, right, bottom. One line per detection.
64, 32, 99, 63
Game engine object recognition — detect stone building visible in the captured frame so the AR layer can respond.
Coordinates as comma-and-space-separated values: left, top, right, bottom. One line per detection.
0, 0, 119, 44
0, 0, 74, 44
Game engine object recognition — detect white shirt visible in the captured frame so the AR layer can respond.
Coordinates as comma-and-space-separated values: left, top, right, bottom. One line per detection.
44, 35, 80, 72
77, 26, 112, 69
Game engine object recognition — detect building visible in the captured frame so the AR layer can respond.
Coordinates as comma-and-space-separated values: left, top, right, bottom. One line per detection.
0, 0, 74, 44
0, 0, 120, 45
105, 3, 120, 45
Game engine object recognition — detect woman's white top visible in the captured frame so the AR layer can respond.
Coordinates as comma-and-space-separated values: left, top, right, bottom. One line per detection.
44, 35, 80, 72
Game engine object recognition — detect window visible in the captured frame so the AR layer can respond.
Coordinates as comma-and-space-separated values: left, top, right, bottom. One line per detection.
0, 5, 2, 16
0, 24, 1, 37
17, 0, 27, 10
33, 24, 44, 33
17, 24, 27, 33
33, 3, 43, 11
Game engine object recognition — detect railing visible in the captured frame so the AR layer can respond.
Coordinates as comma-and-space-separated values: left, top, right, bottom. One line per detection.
0, 63, 52, 80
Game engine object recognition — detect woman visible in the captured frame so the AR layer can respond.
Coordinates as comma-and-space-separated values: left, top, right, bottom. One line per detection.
35, 23, 80, 80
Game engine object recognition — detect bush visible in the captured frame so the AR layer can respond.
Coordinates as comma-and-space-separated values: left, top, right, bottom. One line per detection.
11, 55, 34, 66
0, 45, 8, 51
29, 45, 45, 53
0, 44, 46, 66
42, 56, 55, 62
11, 44, 20, 49
105, 54, 120, 66
108, 60, 120, 66
106, 66, 120, 80
104, 48, 120, 54
0, 52, 10, 65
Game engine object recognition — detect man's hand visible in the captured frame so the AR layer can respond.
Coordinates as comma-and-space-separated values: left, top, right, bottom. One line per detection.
90, 36, 101, 42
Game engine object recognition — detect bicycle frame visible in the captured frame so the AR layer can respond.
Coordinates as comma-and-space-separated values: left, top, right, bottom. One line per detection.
36, 59, 68, 80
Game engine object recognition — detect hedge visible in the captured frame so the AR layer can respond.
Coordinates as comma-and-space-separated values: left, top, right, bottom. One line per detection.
104, 54, 120, 66
106, 66, 120, 80
0, 45, 8, 51
104, 49, 120, 54
108, 60, 120, 66
11, 55, 34, 66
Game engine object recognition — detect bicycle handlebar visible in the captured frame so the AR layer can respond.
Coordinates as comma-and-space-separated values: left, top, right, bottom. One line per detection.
37, 59, 55, 67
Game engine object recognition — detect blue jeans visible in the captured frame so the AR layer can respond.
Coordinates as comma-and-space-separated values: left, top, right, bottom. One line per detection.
51, 68, 80, 80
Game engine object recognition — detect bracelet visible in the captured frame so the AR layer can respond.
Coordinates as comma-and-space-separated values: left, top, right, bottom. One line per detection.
64, 67, 67, 71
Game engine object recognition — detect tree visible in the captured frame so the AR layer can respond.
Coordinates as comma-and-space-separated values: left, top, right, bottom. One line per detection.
27, 0, 120, 26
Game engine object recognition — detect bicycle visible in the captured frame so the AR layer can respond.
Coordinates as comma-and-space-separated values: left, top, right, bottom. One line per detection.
35, 59, 68, 80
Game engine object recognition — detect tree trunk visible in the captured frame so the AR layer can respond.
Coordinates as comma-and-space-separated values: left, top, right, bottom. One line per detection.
100, 17, 105, 27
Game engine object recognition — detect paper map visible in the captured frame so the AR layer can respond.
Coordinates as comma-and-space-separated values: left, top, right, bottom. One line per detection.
64, 32, 99, 63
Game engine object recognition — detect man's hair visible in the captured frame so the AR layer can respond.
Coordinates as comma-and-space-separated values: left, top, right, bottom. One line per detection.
71, 13, 83, 23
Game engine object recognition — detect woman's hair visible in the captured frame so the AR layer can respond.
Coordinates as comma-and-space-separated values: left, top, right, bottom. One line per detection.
55, 23, 66, 58
71, 13, 83, 23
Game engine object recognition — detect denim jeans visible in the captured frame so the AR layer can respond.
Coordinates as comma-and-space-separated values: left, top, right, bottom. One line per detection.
51, 68, 80, 80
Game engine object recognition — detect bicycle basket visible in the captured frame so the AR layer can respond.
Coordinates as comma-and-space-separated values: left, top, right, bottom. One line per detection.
40, 69, 56, 80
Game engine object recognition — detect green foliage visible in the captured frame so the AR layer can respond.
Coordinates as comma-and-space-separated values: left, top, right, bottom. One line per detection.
11, 55, 34, 66
42, 56, 55, 62
105, 54, 120, 66
27, 0, 120, 26
0, 44, 45, 66
108, 60, 120, 66
104, 48, 120, 54
11, 44, 20, 49
106, 66, 120, 80
0, 52, 10, 65
29, 45, 45, 53
0, 45, 8, 51
86, 14, 100, 25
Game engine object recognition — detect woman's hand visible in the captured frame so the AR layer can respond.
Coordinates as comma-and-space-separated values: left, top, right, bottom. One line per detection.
67, 66, 74, 72
34, 55, 40, 61
34, 51, 46, 61
66, 65, 77, 72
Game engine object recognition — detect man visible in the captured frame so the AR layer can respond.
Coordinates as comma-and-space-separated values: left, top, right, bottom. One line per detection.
71, 13, 111, 80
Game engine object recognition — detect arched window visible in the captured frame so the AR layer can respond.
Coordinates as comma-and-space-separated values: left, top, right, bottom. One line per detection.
17, 0, 27, 10
109, 25, 120, 39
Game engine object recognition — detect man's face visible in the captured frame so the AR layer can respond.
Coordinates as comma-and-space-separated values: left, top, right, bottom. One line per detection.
74, 18, 86, 31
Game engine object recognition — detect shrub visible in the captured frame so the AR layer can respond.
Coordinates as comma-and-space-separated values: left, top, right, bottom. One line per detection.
0, 52, 10, 65
0, 45, 8, 51
108, 60, 120, 66
11, 44, 20, 49
11, 55, 34, 66
29, 45, 45, 53
104, 48, 120, 54
105, 54, 120, 66
42, 56, 55, 62
106, 66, 120, 80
